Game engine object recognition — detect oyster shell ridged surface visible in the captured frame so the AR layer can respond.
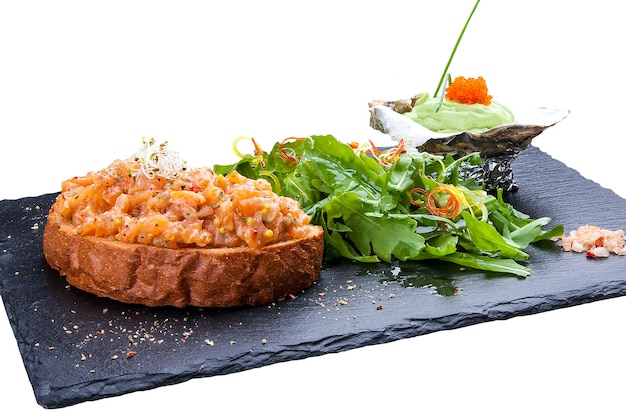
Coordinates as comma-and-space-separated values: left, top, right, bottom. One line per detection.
369, 100, 569, 191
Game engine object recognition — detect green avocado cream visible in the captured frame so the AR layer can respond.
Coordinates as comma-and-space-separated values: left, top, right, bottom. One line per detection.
404, 92, 515, 133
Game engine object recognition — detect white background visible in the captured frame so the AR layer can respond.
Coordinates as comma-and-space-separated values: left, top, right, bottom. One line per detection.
1, 1, 625, 415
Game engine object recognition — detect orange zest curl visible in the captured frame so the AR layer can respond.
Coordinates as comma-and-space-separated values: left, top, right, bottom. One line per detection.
379, 138, 405, 166
368, 140, 381, 156
279, 136, 306, 164
428, 186, 461, 218
354, 139, 406, 167
445, 76, 492, 106
410, 185, 462, 218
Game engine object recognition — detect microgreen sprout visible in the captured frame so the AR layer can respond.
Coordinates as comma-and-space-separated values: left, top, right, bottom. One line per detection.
130, 137, 187, 179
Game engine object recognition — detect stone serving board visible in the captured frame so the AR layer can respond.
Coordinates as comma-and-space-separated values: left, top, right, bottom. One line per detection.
1, 146, 625, 409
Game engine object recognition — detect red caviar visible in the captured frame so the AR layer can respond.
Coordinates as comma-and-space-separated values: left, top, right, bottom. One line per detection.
445, 76, 492, 106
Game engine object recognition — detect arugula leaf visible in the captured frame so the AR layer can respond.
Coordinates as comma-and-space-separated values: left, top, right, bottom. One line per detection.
387, 153, 430, 193
422, 234, 459, 258
213, 134, 563, 278
305, 190, 425, 263
440, 252, 531, 277
461, 211, 529, 261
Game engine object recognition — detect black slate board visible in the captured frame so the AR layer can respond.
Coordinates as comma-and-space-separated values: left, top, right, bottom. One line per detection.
2, 146, 626, 409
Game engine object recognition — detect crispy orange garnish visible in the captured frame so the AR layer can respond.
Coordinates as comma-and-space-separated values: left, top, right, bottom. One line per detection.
279, 137, 305, 164
379, 138, 405, 165
368, 140, 381, 156
409, 185, 462, 218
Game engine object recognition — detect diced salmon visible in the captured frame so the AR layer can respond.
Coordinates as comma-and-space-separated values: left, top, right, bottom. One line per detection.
53, 159, 313, 249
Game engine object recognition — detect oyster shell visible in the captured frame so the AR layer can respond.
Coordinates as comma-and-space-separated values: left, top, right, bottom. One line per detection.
369, 99, 569, 191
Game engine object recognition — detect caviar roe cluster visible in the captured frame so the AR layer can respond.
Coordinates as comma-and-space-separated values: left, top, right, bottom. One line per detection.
445, 76, 492, 105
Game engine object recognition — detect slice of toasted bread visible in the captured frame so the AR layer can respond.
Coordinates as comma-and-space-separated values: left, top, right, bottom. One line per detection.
43, 208, 324, 308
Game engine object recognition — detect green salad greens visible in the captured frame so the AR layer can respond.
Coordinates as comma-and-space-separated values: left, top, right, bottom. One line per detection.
214, 135, 563, 277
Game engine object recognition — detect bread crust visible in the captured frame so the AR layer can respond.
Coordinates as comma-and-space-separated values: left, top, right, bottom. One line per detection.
43, 207, 324, 308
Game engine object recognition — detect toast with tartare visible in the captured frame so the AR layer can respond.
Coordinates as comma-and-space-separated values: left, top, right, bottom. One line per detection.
42, 140, 324, 307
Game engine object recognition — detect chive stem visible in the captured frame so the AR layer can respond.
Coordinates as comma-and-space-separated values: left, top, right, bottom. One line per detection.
433, 0, 481, 98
